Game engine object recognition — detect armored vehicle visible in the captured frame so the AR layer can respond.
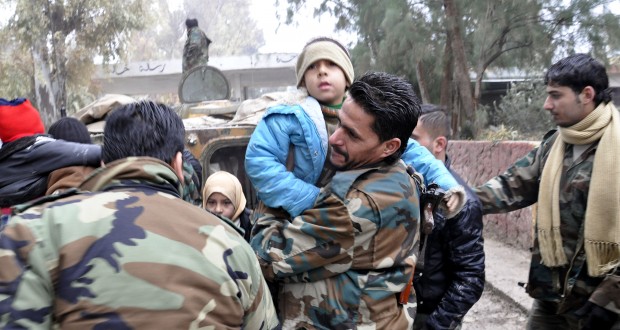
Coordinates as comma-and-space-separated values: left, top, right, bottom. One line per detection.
78, 66, 298, 209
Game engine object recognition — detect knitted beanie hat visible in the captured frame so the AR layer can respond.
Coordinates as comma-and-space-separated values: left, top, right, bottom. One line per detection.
296, 38, 354, 88
0, 98, 45, 143
48, 117, 92, 144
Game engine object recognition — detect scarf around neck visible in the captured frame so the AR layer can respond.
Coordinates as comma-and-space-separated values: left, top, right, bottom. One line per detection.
537, 102, 620, 277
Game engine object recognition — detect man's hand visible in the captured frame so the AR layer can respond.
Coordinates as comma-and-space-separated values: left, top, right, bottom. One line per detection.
576, 301, 619, 330
442, 187, 465, 219
444, 192, 461, 212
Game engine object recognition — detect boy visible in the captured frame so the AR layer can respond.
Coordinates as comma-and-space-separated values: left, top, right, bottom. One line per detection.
245, 37, 464, 219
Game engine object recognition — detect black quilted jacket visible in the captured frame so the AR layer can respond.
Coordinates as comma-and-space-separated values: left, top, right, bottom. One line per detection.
413, 157, 486, 329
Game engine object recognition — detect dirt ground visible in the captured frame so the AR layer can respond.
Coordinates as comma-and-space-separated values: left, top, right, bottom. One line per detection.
461, 285, 528, 329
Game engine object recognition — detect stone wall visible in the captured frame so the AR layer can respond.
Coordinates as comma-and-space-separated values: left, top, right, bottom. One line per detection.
447, 140, 539, 251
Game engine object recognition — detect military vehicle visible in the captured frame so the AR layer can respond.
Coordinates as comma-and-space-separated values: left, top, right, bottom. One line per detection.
79, 65, 297, 209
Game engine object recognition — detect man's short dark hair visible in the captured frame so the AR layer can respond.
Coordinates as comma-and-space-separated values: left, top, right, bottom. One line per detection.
419, 104, 452, 140
348, 71, 421, 164
544, 53, 612, 106
48, 117, 92, 144
185, 18, 199, 29
102, 101, 185, 164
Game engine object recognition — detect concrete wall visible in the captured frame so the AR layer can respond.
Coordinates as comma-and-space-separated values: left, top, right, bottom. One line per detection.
447, 140, 540, 251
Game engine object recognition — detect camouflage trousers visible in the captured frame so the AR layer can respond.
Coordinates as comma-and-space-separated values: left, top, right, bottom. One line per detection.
526, 299, 620, 330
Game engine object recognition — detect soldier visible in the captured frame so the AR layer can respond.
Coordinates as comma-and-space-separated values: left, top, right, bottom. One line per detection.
251, 72, 422, 328
0, 101, 278, 329
411, 105, 485, 329
182, 18, 212, 74
474, 54, 620, 329
245, 37, 465, 221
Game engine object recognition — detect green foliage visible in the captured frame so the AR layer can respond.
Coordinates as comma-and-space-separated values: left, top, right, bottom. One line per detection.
281, 0, 620, 139
0, 32, 34, 100
0, 0, 147, 123
490, 80, 554, 140
0, 0, 265, 123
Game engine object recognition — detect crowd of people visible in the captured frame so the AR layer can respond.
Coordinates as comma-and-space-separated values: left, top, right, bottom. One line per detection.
0, 33, 619, 330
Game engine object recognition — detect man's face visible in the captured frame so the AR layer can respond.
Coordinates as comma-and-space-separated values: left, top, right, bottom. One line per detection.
303, 59, 348, 106
543, 84, 592, 127
411, 120, 435, 155
328, 98, 386, 170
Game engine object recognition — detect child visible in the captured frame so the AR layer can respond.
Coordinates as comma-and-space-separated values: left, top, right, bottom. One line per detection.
202, 171, 252, 242
245, 37, 464, 218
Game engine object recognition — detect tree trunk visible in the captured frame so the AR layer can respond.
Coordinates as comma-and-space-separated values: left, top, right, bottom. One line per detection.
32, 44, 59, 127
440, 31, 459, 135
474, 70, 483, 111
416, 60, 431, 104
443, 0, 476, 138
51, 28, 68, 120
30, 1, 67, 127
440, 32, 453, 109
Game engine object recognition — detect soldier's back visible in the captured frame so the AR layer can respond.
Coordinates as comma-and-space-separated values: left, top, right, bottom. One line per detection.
1, 188, 277, 329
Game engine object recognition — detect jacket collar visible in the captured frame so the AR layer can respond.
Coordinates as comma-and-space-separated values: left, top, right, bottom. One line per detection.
79, 157, 182, 198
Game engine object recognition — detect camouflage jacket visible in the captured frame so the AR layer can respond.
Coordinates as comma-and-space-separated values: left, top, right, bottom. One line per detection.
181, 150, 203, 206
474, 130, 620, 315
251, 160, 420, 329
0, 157, 278, 329
182, 27, 211, 73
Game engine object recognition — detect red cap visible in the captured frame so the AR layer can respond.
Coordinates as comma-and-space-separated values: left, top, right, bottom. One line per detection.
0, 98, 45, 143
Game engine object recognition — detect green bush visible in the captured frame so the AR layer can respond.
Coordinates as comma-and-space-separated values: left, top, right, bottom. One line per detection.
488, 80, 554, 140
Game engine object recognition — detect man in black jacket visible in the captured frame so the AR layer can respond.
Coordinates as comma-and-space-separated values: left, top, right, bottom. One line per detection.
0, 98, 101, 210
411, 104, 485, 329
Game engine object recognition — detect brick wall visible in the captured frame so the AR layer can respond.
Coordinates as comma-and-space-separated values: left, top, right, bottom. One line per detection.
447, 140, 539, 251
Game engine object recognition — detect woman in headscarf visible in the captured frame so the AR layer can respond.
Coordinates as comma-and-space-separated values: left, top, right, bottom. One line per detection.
202, 171, 252, 241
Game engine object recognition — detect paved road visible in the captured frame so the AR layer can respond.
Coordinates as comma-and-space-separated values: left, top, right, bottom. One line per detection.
460, 237, 532, 329
462, 284, 528, 329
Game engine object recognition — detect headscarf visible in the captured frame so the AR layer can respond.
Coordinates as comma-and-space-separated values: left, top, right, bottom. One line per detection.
202, 171, 246, 221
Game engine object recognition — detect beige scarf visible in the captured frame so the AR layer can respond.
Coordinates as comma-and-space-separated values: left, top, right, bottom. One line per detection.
538, 102, 620, 277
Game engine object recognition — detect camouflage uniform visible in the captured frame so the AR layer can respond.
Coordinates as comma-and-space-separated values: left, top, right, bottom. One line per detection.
0, 157, 278, 329
251, 160, 420, 329
474, 130, 620, 324
181, 150, 203, 206
182, 27, 211, 74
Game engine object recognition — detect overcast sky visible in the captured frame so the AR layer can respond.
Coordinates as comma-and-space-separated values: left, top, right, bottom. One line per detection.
249, 0, 357, 53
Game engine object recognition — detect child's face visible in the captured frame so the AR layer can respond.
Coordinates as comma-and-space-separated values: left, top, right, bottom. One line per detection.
303, 59, 348, 106
206, 192, 236, 220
